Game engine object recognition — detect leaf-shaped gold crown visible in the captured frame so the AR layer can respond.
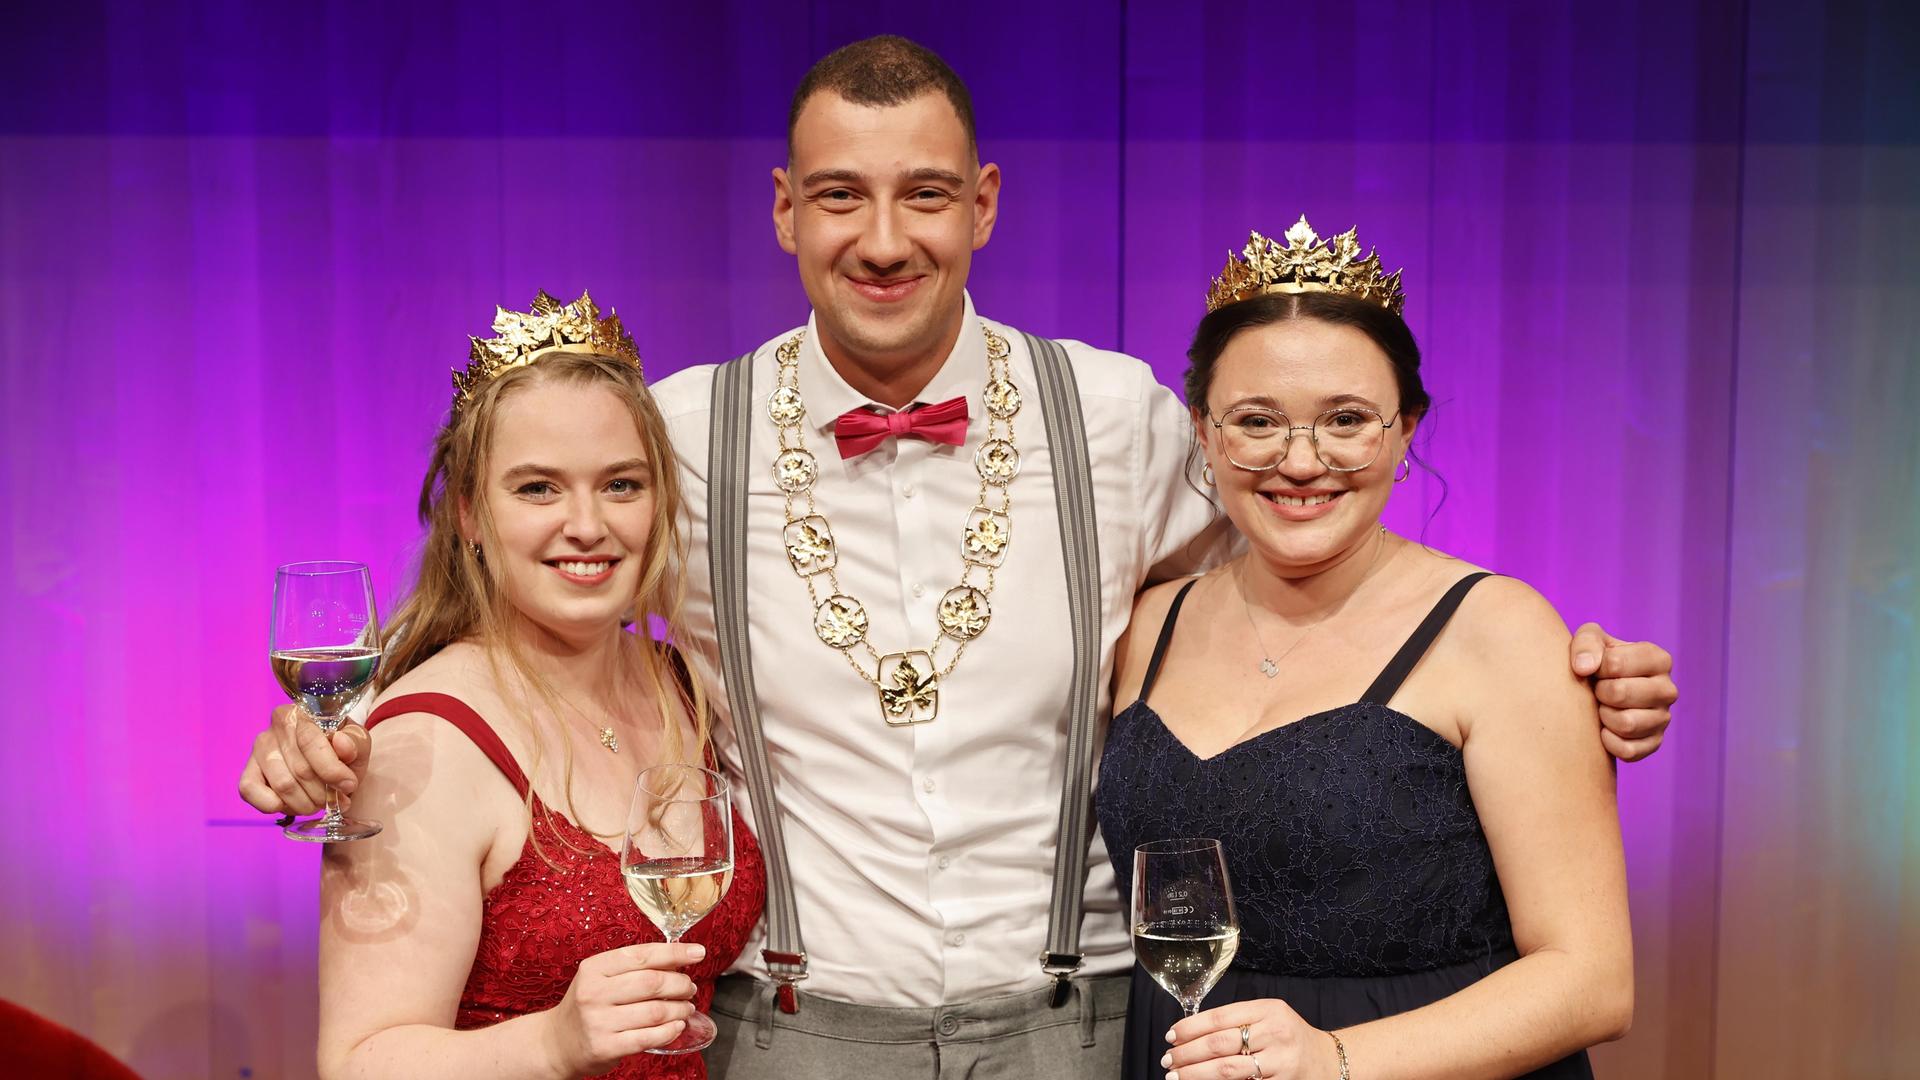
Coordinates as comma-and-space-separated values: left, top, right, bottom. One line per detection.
451, 290, 642, 415
1204, 215, 1406, 316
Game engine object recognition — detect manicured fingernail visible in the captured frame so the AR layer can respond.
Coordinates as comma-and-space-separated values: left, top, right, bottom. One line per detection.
1166, 1027, 1178, 1043
689, 945, 706, 960
1166, 1071, 1179, 1080
1160, 1052, 1172, 1068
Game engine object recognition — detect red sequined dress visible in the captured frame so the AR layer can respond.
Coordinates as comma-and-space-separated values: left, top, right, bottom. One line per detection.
366, 691, 766, 1079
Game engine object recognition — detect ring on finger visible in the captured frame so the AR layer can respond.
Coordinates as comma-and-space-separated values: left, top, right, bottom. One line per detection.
1247, 1051, 1264, 1080
1239, 1024, 1252, 1057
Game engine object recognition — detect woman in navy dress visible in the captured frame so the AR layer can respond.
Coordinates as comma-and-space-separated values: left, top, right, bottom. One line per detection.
1097, 219, 1632, 1080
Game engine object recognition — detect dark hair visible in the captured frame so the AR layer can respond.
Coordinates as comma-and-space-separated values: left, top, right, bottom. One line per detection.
1185, 291, 1431, 420
787, 35, 978, 161
1184, 291, 1445, 527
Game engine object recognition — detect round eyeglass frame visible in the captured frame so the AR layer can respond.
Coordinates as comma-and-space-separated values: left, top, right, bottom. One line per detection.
1205, 404, 1402, 473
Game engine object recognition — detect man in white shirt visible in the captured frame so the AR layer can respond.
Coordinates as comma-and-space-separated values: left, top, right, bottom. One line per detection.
238, 34, 1678, 1079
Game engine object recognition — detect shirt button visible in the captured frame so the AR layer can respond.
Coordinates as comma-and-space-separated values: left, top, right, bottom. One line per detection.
922, 777, 936, 793
936, 855, 952, 870
912, 583, 925, 597
938, 1015, 960, 1036
902, 483, 917, 498
949, 932, 966, 946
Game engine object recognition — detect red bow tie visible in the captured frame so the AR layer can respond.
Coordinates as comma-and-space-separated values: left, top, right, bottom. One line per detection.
832, 396, 971, 459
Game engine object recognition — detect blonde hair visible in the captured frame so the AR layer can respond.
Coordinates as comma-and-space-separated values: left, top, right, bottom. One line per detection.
380, 351, 706, 858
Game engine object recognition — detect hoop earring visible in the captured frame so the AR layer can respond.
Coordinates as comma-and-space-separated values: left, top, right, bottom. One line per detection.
1393, 459, 1410, 483
468, 539, 485, 563
1202, 463, 1216, 487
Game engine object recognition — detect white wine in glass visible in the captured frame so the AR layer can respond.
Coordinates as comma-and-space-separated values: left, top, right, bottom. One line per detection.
270, 560, 383, 842
621, 764, 734, 1054
1133, 838, 1240, 1017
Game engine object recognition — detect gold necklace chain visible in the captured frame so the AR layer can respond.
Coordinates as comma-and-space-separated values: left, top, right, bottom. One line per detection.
768, 323, 1021, 725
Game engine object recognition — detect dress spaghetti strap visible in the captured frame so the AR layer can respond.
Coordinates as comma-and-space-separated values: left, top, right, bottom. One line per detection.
1359, 572, 1495, 705
1139, 579, 1201, 701
366, 693, 530, 799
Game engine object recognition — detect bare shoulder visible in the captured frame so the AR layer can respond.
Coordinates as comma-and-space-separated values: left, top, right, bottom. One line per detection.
1449, 573, 1574, 661
357, 644, 515, 830
1115, 573, 1210, 704
1428, 567, 1595, 745
1136, 573, 1199, 625
373, 640, 491, 703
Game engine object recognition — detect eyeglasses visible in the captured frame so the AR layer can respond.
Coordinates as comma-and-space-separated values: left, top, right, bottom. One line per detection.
1206, 405, 1400, 473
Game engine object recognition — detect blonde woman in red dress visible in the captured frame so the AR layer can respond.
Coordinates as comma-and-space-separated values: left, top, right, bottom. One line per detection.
294, 294, 763, 1079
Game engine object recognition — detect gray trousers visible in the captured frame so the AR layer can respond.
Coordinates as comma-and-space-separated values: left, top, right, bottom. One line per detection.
703, 972, 1129, 1079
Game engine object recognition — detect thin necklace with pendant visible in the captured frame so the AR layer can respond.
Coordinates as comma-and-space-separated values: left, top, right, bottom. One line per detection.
1238, 526, 1388, 678
598, 727, 619, 753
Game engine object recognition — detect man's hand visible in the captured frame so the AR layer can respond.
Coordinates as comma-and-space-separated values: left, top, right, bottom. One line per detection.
1571, 624, 1676, 762
237, 704, 372, 816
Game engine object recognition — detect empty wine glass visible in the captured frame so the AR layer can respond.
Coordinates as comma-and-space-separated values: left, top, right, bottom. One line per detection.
1132, 838, 1240, 1017
270, 560, 383, 842
620, 764, 734, 1054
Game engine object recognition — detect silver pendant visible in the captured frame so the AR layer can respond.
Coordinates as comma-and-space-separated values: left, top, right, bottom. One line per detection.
1258, 658, 1279, 678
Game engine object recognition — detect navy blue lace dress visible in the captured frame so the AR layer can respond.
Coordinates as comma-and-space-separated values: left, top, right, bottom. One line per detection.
1097, 573, 1591, 1079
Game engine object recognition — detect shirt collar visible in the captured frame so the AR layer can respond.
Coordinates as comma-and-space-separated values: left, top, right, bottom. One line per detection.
797, 291, 989, 435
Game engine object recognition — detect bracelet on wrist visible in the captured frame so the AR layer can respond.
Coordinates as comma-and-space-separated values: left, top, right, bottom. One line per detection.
1328, 1029, 1350, 1080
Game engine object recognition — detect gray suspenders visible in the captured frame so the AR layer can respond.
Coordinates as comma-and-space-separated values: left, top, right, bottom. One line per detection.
706, 332, 1103, 1013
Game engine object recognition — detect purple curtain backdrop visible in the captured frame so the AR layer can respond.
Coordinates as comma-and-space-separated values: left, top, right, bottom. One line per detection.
2, 3, 1915, 1078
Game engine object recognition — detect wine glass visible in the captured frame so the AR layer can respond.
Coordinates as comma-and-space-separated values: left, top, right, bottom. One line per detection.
1132, 838, 1240, 1018
620, 764, 735, 1055
270, 560, 384, 842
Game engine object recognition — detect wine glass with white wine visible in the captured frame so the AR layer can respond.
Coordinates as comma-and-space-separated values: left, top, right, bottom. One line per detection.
270, 560, 384, 842
1133, 838, 1240, 1019
621, 764, 735, 1054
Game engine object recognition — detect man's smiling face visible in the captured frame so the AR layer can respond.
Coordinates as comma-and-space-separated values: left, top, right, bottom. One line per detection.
773, 90, 1000, 378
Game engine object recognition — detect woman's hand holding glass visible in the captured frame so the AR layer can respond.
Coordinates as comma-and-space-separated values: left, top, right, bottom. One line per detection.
538, 940, 706, 1074
1161, 998, 1341, 1080
268, 560, 384, 841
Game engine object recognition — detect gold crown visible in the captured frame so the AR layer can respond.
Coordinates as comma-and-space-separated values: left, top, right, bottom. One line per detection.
452, 290, 641, 414
1205, 215, 1406, 316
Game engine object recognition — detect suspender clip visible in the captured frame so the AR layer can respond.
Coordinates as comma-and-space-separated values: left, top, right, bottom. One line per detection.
763, 949, 808, 1014
1042, 951, 1083, 1007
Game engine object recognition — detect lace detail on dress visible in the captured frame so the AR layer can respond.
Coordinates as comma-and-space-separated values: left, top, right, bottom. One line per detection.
1099, 700, 1510, 977
367, 691, 765, 1080
455, 796, 766, 1078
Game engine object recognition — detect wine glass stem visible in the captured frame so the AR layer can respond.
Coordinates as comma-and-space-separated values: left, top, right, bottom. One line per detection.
313, 711, 348, 831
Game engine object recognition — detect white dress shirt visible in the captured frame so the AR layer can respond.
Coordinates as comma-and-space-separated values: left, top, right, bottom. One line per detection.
652, 293, 1230, 1006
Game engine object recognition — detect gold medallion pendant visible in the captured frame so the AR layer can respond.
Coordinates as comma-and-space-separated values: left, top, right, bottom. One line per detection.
878, 652, 939, 725
767, 323, 1020, 725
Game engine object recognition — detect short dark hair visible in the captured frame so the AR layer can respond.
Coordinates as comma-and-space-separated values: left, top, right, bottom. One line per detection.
1185, 292, 1431, 421
787, 35, 978, 162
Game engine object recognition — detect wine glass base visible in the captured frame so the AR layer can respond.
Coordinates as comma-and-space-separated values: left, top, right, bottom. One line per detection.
283, 815, 384, 843
646, 1011, 717, 1055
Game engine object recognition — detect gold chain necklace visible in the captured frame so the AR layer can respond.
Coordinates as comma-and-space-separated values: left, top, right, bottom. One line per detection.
768, 323, 1021, 725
